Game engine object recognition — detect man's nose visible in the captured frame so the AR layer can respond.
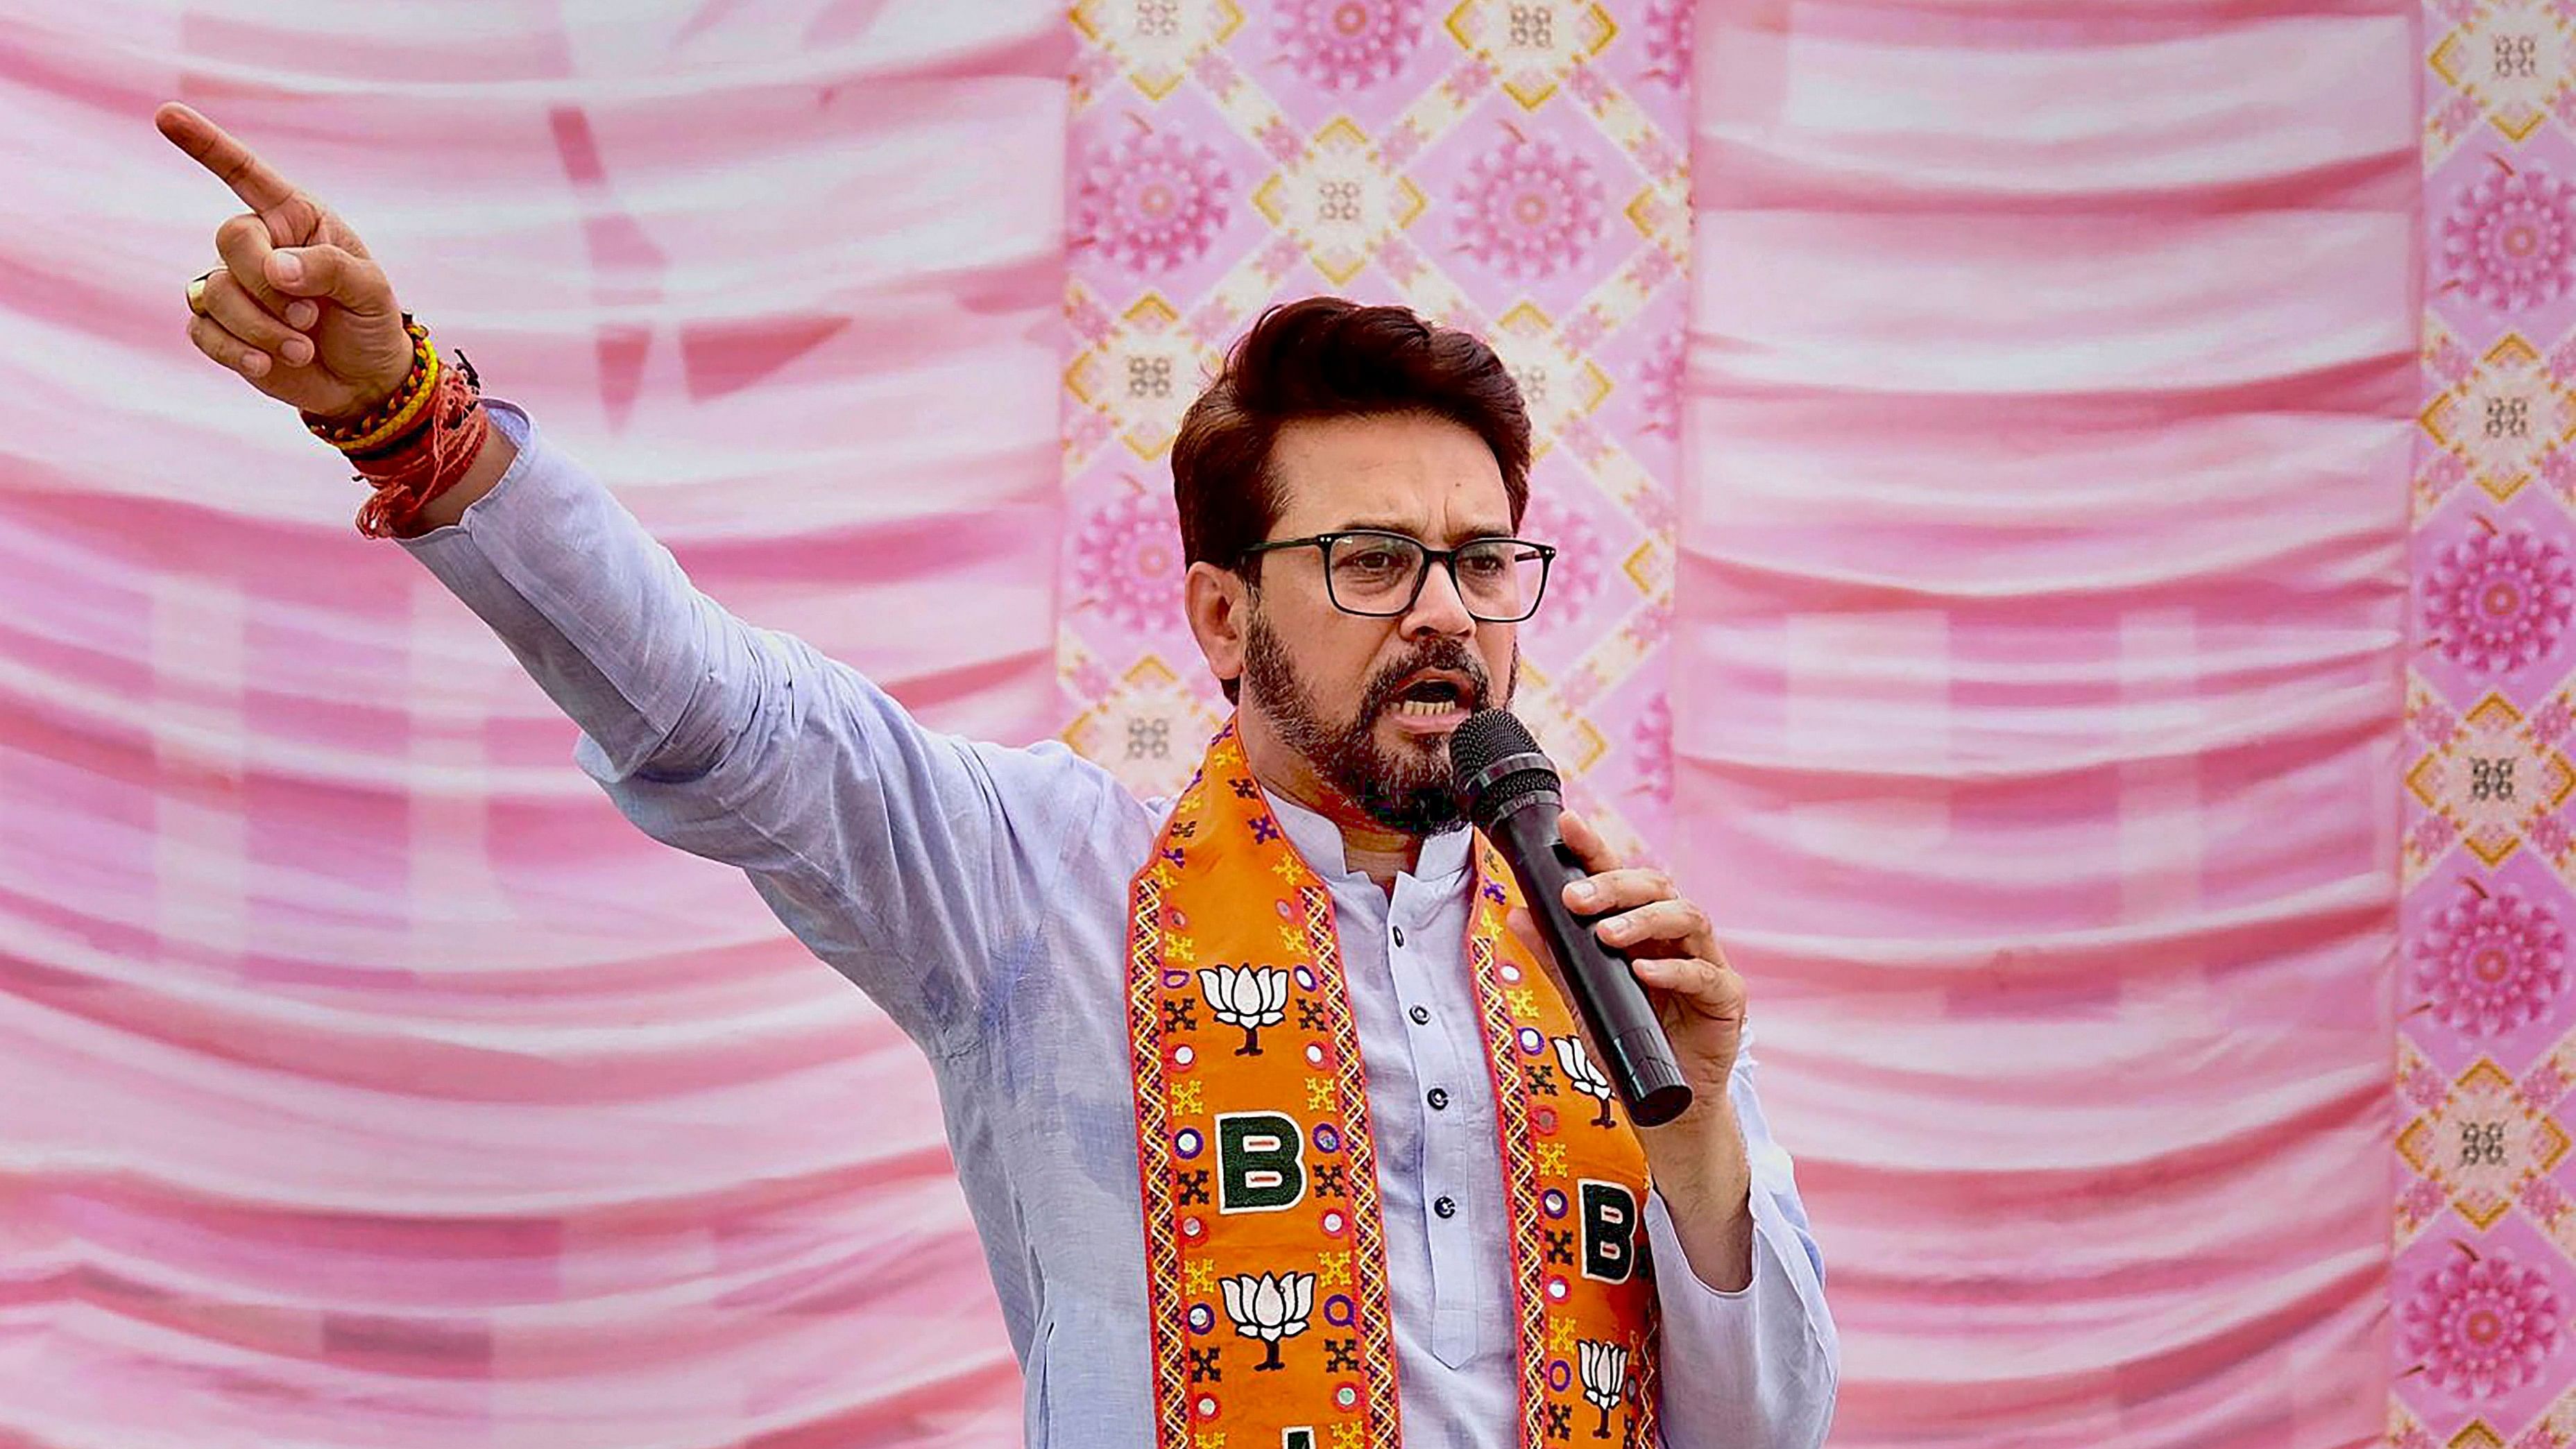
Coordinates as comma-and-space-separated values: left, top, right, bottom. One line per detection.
1401, 558, 1477, 639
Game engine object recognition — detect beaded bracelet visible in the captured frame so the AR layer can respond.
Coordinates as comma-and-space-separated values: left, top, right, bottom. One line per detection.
302, 314, 435, 452
336, 351, 441, 454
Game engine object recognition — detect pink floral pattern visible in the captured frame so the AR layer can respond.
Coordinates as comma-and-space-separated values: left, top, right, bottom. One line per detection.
2410, 1060, 2461, 1110
2523, 1175, 2570, 1223
1072, 488, 1188, 635
1637, 327, 1686, 436
2538, 695, 2576, 749
2413, 883, 2569, 1036
1274, 0, 1425, 92
1518, 488, 1610, 629
1452, 135, 1606, 280
2424, 525, 2576, 674
2399, 1249, 2564, 1398
1637, 0, 1696, 88
1074, 129, 1234, 275
2402, 1174, 2453, 1226
2432, 333, 2477, 389
2525, 1057, 2572, 1106
2445, 162, 2576, 313
1631, 693, 1673, 804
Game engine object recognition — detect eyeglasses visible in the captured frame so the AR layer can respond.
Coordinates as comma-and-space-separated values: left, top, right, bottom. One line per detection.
1239, 529, 1557, 623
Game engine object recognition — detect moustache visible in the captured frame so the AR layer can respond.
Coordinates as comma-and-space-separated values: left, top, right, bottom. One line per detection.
1360, 643, 1492, 723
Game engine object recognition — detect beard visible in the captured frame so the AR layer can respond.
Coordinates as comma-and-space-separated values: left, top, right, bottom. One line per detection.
1240, 608, 1514, 838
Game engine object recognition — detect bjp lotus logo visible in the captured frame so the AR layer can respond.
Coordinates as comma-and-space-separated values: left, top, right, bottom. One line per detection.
1198, 966, 1291, 1055
1218, 1270, 1316, 1371
1554, 1034, 1618, 1127
1577, 1339, 1631, 1437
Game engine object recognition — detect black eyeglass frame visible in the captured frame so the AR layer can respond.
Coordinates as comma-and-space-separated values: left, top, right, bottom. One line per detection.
1237, 529, 1558, 624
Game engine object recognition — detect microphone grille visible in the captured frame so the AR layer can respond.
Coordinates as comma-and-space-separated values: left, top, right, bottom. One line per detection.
1450, 709, 1560, 829
1450, 708, 1538, 780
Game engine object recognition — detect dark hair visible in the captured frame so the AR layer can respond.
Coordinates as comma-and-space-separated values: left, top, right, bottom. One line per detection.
1171, 297, 1533, 702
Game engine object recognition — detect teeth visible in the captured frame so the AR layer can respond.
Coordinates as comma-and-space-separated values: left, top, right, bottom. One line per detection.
1396, 698, 1459, 717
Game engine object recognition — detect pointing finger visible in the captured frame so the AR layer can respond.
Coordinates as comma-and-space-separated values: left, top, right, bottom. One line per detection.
156, 102, 300, 213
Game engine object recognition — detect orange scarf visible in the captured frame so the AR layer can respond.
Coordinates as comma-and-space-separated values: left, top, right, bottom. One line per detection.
1125, 721, 1660, 1447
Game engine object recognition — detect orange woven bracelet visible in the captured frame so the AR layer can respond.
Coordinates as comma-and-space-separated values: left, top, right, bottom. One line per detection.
348, 350, 489, 540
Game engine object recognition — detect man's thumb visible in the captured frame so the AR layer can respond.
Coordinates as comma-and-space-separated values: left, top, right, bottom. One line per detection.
266, 246, 389, 316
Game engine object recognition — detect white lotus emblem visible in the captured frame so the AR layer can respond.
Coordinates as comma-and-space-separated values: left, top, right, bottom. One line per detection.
1554, 1033, 1617, 1127
1578, 1338, 1631, 1437
1218, 1270, 1316, 1371
1199, 965, 1291, 1056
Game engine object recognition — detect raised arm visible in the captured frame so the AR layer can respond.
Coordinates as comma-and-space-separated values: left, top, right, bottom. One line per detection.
155, 104, 1138, 1052
155, 103, 515, 528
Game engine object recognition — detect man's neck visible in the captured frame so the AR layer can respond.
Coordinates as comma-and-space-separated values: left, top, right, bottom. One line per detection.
1236, 709, 1419, 891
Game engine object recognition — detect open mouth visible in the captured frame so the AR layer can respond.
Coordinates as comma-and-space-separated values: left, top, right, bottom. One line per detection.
1390, 676, 1471, 719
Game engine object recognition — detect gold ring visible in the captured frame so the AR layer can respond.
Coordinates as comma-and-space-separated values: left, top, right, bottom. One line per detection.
186, 272, 212, 315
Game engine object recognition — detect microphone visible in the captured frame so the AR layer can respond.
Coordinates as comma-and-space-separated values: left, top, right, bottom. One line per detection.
1451, 710, 1694, 1129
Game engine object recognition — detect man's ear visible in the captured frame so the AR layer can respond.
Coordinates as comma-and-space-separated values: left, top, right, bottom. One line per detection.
1184, 560, 1247, 698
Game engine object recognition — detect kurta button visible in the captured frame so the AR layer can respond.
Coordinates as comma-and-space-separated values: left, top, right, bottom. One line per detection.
1427, 1088, 1450, 1111
1433, 1196, 1457, 1219
1409, 1006, 1431, 1025
1392, 925, 1406, 948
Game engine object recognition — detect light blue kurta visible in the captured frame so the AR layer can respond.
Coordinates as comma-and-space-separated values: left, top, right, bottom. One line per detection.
402, 403, 1839, 1447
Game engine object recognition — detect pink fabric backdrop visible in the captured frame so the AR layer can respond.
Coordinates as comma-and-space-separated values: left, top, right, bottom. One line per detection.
2395, 0, 2576, 1444
0, 1, 2446, 1446
1674, 1, 2414, 1446
1, 4, 1066, 1446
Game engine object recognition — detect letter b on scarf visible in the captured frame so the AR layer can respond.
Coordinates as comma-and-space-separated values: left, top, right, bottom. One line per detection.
1580, 1181, 1639, 1283
1218, 1112, 1306, 1213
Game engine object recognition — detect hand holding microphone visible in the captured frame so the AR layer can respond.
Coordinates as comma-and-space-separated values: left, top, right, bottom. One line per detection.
1452, 710, 1747, 1131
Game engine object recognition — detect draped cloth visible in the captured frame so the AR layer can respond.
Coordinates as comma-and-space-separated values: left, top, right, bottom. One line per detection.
0, 1, 2437, 1446
1675, 2, 2416, 1446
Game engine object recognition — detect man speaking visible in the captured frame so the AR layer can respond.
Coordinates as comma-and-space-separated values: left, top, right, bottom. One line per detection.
157, 101, 1836, 1448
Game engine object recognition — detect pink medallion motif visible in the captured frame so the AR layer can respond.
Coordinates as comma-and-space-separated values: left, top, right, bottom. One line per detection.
2413, 883, 2569, 1036
1073, 488, 1188, 635
1074, 129, 1234, 275
2399, 1249, 2564, 1398
2424, 524, 2576, 674
1275, 0, 1426, 92
2444, 162, 2576, 313
1453, 135, 1607, 281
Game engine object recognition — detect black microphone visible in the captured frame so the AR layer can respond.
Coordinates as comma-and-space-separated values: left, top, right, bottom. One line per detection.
1451, 709, 1694, 1129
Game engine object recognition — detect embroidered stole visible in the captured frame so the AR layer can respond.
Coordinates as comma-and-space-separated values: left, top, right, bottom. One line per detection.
1125, 722, 1660, 1448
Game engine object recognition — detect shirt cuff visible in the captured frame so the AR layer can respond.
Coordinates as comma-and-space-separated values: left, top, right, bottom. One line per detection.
1645, 1183, 1837, 1448
397, 396, 535, 551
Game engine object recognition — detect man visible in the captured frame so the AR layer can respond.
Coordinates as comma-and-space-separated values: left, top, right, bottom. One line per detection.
157, 101, 1836, 1447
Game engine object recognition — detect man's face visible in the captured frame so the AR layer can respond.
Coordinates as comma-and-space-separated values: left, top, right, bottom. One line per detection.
1229, 412, 1524, 837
